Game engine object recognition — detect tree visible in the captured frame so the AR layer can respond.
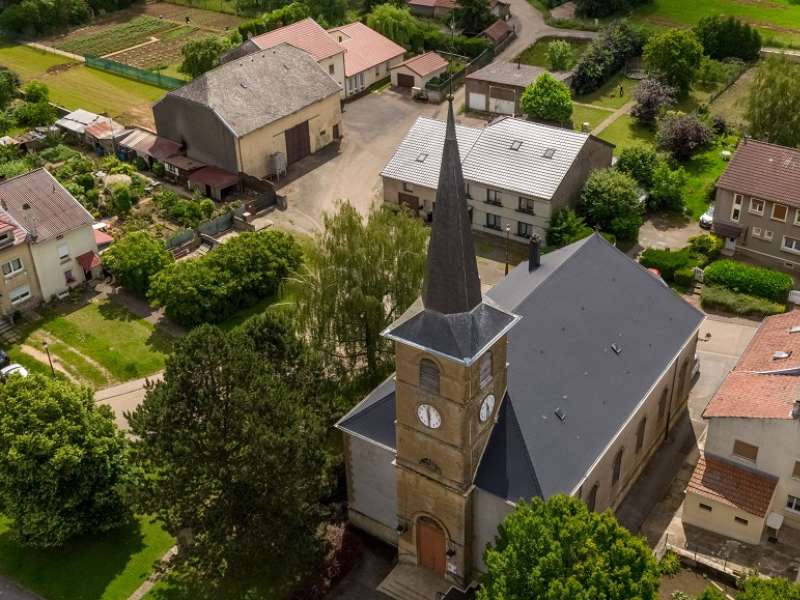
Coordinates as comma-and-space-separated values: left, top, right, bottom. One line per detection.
128, 324, 331, 585
13, 100, 56, 126
546, 39, 575, 71
580, 168, 643, 241
737, 576, 800, 600
0, 375, 131, 547
656, 111, 713, 160
571, 20, 647, 96
0, 69, 19, 110
546, 208, 592, 248
521, 73, 573, 124
643, 29, 703, 95
109, 183, 133, 216
103, 231, 173, 295
294, 202, 427, 380
478, 495, 660, 600
694, 15, 761, 62
306, 0, 348, 27
22, 80, 48, 103
616, 145, 661, 188
648, 162, 686, 212
746, 57, 800, 148
631, 78, 676, 124
366, 4, 421, 50
455, 0, 492, 37
179, 36, 229, 78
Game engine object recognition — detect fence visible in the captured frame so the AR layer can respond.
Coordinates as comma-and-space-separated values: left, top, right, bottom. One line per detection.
166, 228, 195, 250
85, 56, 186, 90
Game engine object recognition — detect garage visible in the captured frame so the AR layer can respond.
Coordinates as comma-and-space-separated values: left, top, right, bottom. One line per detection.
285, 120, 311, 164
489, 87, 516, 115
397, 73, 416, 88
391, 52, 448, 91
469, 92, 487, 112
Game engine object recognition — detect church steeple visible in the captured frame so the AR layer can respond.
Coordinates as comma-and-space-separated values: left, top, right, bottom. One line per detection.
422, 100, 482, 315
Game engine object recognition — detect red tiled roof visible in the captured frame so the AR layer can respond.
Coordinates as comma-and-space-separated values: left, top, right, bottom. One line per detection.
704, 311, 800, 420
76, 250, 101, 271
395, 52, 448, 77
717, 139, 800, 208
687, 453, 777, 517
120, 129, 181, 162
165, 154, 206, 172
251, 18, 343, 62
328, 22, 405, 78
94, 229, 114, 247
483, 20, 512, 43
188, 166, 239, 190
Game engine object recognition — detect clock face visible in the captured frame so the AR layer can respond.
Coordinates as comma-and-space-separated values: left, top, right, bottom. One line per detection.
417, 403, 442, 429
480, 394, 496, 423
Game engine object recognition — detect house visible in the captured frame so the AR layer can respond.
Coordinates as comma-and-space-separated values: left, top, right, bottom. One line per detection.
381, 115, 613, 241
390, 52, 448, 90
154, 44, 343, 179
0, 213, 41, 316
406, 0, 457, 19
712, 139, 800, 271
683, 311, 800, 545
327, 22, 406, 97
465, 62, 572, 115
0, 169, 99, 301
338, 101, 703, 591
223, 18, 405, 98
117, 128, 181, 168
482, 20, 513, 45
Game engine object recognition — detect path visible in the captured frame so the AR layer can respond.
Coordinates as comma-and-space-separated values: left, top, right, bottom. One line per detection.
591, 99, 634, 135
95, 372, 163, 430
126, 546, 178, 600
23, 41, 85, 63
19, 344, 76, 382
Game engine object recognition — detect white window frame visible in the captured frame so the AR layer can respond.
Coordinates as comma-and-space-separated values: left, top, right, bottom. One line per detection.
164, 162, 179, 176
751, 227, 762, 238
9, 284, 30, 305
782, 235, 800, 255
403, 182, 414, 193
794, 209, 800, 227
731, 194, 743, 222
2, 257, 23, 278
487, 189, 502, 205
517, 221, 534, 238
787, 495, 800, 513
749, 197, 765, 215
57, 244, 70, 259
772, 203, 789, 223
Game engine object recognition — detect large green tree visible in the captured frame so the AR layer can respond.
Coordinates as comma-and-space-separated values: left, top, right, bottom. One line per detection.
0, 375, 132, 547
746, 57, 800, 148
129, 322, 332, 586
103, 231, 173, 295
643, 29, 703, 95
0, 69, 19, 110
179, 37, 230, 79
521, 73, 573, 124
294, 202, 427, 380
455, 0, 493, 37
478, 495, 660, 600
580, 168, 643, 241
366, 4, 422, 50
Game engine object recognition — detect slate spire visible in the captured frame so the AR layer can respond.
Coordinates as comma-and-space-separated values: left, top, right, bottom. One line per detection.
421, 99, 482, 315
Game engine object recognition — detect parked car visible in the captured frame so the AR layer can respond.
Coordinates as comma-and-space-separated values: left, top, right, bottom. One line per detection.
699, 205, 714, 229
0, 363, 28, 379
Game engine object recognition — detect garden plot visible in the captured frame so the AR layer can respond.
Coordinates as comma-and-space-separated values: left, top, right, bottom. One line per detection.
52, 16, 176, 57
110, 27, 210, 70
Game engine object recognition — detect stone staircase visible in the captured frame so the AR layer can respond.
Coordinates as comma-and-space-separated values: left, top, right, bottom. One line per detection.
0, 318, 20, 345
377, 564, 453, 600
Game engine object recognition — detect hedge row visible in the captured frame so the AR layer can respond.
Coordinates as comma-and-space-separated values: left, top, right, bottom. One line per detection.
700, 285, 786, 318
639, 248, 700, 283
703, 259, 793, 303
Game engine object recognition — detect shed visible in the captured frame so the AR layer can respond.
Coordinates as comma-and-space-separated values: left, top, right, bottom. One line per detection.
188, 166, 240, 201
164, 154, 206, 185
482, 20, 513, 45
390, 52, 448, 89
465, 61, 572, 115
118, 128, 181, 166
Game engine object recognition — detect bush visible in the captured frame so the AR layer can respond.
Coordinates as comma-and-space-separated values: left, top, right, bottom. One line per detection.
659, 550, 682, 576
703, 259, 793, 302
571, 20, 647, 95
616, 145, 661, 188
639, 248, 700, 282
688, 234, 723, 263
673, 266, 696, 288
546, 208, 592, 247
656, 111, 713, 161
521, 73, 573, 124
696, 586, 727, 600
694, 15, 761, 62
648, 162, 686, 212
103, 231, 173, 295
700, 285, 785, 318
580, 168, 643, 241
631, 78, 677, 124
546, 39, 575, 71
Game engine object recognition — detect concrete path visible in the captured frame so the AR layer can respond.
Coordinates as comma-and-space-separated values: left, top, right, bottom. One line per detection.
23, 42, 84, 63
95, 372, 163, 430
126, 546, 177, 600
592, 99, 634, 136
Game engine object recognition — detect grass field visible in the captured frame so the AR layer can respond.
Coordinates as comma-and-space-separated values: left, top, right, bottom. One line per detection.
683, 134, 739, 218
632, 0, 800, 45
0, 516, 172, 600
514, 36, 591, 69
571, 103, 614, 132
597, 114, 656, 153
576, 73, 639, 110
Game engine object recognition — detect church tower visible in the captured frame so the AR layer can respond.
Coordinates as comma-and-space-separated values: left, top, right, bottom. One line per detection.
382, 100, 520, 587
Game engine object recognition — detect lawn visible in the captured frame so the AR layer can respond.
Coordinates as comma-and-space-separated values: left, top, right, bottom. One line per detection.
164, 0, 243, 16
571, 103, 614, 132
597, 114, 656, 153
631, 0, 800, 45
709, 66, 755, 129
514, 36, 591, 69
682, 134, 739, 218
576, 72, 639, 110
0, 516, 173, 600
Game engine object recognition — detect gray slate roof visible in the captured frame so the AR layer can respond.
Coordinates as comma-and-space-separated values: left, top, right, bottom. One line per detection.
162, 44, 341, 138
465, 61, 570, 88
381, 116, 599, 200
339, 234, 704, 501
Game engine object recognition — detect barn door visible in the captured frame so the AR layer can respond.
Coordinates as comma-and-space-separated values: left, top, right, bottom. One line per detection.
416, 517, 446, 576
284, 121, 311, 164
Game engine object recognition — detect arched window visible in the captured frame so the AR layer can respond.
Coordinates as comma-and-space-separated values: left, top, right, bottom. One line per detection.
480, 351, 493, 387
636, 418, 647, 453
419, 358, 440, 394
586, 483, 598, 512
612, 448, 624, 485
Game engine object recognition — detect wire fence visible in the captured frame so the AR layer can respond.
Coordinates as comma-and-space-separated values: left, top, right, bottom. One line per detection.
85, 55, 186, 90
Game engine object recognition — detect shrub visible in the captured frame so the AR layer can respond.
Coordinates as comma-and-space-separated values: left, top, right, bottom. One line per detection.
616, 145, 661, 188
703, 259, 793, 303
109, 183, 133, 216
631, 78, 677, 124
546, 208, 592, 248
546, 39, 575, 71
22, 80, 48, 103
103, 231, 173, 295
701, 285, 785, 318
579, 168, 643, 241
639, 248, 700, 282
694, 15, 761, 62
521, 73, 573, 124
688, 234, 723, 263
696, 57, 727, 85
152, 161, 165, 177
659, 550, 681, 576
696, 586, 727, 600
648, 162, 686, 212
674, 266, 696, 288
571, 20, 647, 95
656, 111, 713, 161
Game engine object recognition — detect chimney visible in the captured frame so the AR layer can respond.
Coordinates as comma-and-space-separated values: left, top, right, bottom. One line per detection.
528, 235, 541, 271
793, 400, 800, 419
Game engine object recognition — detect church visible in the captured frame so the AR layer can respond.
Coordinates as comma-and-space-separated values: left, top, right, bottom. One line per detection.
336, 100, 704, 592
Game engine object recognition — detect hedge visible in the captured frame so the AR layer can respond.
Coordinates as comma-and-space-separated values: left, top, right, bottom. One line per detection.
687, 234, 723, 266
703, 259, 793, 303
700, 285, 786, 318
674, 266, 696, 288
639, 248, 700, 283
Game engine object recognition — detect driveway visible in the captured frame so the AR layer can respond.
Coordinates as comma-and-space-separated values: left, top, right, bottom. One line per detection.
95, 373, 162, 430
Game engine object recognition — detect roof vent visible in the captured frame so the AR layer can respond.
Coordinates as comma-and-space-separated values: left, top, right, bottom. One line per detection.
790, 326, 800, 334
240, 82, 247, 88
416, 152, 428, 163
543, 148, 556, 159
554, 407, 566, 422
611, 343, 622, 356
510, 140, 522, 151
773, 350, 792, 360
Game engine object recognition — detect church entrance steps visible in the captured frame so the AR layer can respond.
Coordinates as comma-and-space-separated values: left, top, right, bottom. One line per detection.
377, 563, 452, 600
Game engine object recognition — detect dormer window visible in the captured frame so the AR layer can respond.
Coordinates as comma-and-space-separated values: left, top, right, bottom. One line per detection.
419, 358, 440, 394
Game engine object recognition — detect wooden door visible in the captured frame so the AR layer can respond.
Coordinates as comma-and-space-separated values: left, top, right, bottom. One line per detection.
398, 193, 420, 215
416, 517, 446, 576
284, 120, 311, 164
397, 73, 415, 88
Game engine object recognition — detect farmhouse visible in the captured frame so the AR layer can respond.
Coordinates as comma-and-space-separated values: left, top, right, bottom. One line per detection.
381, 115, 613, 240
153, 44, 343, 179
390, 52, 448, 90
465, 61, 571, 115
339, 102, 703, 592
